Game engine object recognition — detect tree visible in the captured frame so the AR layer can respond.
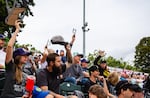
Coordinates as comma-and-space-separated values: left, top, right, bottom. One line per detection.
87, 49, 135, 71
0, 0, 35, 38
15, 43, 41, 54
134, 37, 150, 73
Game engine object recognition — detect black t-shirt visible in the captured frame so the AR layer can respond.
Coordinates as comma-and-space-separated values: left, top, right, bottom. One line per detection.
0, 61, 27, 98
82, 77, 102, 93
36, 65, 66, 94
98, 66, 105, 75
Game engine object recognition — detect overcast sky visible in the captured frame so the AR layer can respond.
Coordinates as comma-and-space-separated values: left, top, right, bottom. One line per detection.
17, 0, 150, 64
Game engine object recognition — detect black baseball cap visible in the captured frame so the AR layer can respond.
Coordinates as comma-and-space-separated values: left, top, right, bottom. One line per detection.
81, 58, 90, 63
13, 48, 32, 58
88, 65, 99, 72
100, 60, 107, 64
115, 80, 134, 95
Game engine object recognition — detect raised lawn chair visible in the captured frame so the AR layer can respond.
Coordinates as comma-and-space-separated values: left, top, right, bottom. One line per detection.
5, 0, 27, 26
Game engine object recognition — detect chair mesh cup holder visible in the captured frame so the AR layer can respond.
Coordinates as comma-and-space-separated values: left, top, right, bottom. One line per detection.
5, 0, 27, 26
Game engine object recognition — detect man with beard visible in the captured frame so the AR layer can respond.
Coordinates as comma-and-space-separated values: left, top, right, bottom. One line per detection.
36, 44, 72, 94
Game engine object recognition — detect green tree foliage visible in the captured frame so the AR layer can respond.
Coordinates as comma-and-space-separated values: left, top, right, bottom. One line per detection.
0, 0, 35, 37
0, 0, 35, 51
87, 50, 100, 65
134, 37, 150, 73
15, 43, 41, 53
87, 49, 136, 71
0, 0, 11, 34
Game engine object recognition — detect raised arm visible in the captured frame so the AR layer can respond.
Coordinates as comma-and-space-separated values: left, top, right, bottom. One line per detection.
5, 20, 21, 64
102, 77, 116, 98
69, 33, 75, 48
94, 55, 101, 65
94, 50, 105, 65
65, 43, 72, 68
40, 46, 48, 64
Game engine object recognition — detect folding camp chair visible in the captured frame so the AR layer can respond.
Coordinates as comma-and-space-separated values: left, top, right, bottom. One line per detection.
5, 0, 26, 26
59, 82, 81, 96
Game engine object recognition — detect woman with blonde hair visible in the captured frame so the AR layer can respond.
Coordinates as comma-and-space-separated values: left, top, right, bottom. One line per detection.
0, 20, 77, 98
107, 72, 119, 85
106, 72, 119, 95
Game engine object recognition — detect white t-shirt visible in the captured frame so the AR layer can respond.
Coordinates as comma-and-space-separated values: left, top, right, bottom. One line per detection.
0, 49, 6, 70
39, 61, 47, 69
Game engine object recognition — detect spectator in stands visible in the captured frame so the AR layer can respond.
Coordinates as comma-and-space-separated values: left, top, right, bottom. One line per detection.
22, 54, 37, 75
40, 47, 55, 69
143, 74, 150, 97
88, 84, 107, 98
40, 33, 74, 69
59, 32, 76, 64
129, 73, 137, 84
36, 43, 72, 94
94, 50, 110, 78
59, 49, 67, 64
115, 80, 134, 98
101, 76, 116, 98
33, 54, 41, 69
63, 52, 84, 84
0, 20, 32, 98
106, 72, 119, 95
0, 34, 6, 95
131, 84, 144, 98
81, 58, 90, 77
82, 65, 103, 93
0, 34, 6, 70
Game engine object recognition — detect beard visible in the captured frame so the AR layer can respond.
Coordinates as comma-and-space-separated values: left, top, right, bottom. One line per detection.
52, 65, 61, 76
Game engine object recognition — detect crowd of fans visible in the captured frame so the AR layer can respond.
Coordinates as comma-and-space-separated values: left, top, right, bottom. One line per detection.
0, 20, 150, 98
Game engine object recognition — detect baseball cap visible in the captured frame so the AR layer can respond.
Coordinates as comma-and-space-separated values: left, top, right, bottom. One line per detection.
0, 34, 6, 40
13, 48, 32, 58
73, 52, 83, 58
32, 86, 50, 98
100, 59, 107, 64
88, 65, 99, 72
115, 80, 134, 95
60, 50, 64, 52
81, 58, 90, 63
51, 35, 68, 45
130, 84, 143, 92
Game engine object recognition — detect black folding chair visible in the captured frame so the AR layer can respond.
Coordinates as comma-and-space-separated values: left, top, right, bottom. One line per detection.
59, 82, 82, 96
